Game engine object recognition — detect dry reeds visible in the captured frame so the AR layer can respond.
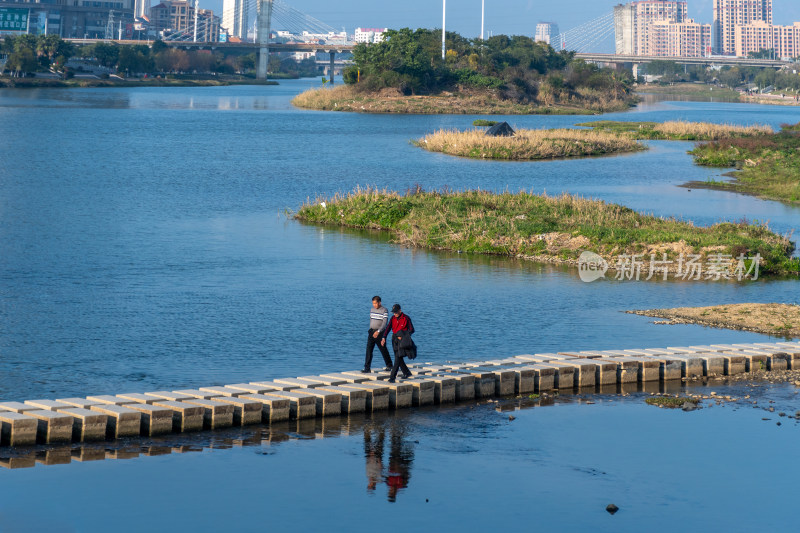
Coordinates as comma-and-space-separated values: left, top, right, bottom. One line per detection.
653, 121, 773, 140
416, 128, 644, 160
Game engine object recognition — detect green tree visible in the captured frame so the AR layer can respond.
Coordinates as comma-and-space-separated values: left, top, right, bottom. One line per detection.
748, 48, 774, 59
6, 47, 38, 76
718, 67, 742, 88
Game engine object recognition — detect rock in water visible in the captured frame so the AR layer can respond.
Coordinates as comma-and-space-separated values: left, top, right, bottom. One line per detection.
485, 121, 515, 137
606, 504, 619, 515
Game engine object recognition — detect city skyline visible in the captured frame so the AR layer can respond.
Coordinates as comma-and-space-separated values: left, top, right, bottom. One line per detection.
200, 0, 800, 39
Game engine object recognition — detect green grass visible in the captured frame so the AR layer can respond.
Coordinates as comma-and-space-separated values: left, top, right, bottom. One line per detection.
690, 128, 800, 204
295, 188, 799, 276
473, 119, 499, 126
645, 397, 701, 408
638, 83, 741, 100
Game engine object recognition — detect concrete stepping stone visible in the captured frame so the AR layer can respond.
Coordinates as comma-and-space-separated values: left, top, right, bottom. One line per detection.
116, 393, 157, 404
259, 391, 317, 419
399, 378, 435, 406
0, 401, 40, 413
715, 353, 747, 375
24, 399, 73, 411
287, 389, 342, 417
207, 397, 263, 425
198, 386, 251, 397
144, 391, 196, 402
124, 404, 174, 436
173, 389, 223, 400
418, 375, 456, 403
56, 398, 107, 409
659, 354, 705, 378
55, 408, 107, 441
26, 410, 74, 444
180, 399, 235, 428
320, 372, 371, 384
610, 357, 660, 382
296, 376, 348, 387
0, 412, 38, 446
151, 401, 205, 432
338, 383, 390, 411
89, 404, 142, 438
226, 383, 282, 394
313, 386, 367, 414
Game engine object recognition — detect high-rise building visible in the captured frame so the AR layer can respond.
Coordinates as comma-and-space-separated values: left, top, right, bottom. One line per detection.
222, 0, 248, 41
713, 0, 773, 55
633, 1, 687, 55
0, 0, 134, 38
134, 0, 150, 19
735, 20, 800, 59
614, 3, 636, 54
534, 22, 560, 47
614, 1, 690, 56
150, 0, 218, 41
649, 18, 712, 57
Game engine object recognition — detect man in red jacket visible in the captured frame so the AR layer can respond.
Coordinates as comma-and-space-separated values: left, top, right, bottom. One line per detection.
381, 303, 414, 382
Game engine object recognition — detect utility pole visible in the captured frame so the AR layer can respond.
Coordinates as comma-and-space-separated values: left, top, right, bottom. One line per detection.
481, 0, 484, 40
442, 0, 446, 60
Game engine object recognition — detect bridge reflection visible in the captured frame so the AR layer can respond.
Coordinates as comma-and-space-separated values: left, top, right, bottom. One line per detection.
1, 380, 680, 471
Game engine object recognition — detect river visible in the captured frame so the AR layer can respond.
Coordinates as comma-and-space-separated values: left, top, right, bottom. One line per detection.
1, 80, 799, 531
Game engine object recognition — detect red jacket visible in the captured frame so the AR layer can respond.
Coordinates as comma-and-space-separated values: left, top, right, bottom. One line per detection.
384, 313, 414, 338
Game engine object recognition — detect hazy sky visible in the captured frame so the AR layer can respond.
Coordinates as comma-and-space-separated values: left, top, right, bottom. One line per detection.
204, 0, 800, 38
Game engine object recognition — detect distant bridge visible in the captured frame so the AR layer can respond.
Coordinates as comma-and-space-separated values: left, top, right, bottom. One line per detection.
576, 53, 792, 69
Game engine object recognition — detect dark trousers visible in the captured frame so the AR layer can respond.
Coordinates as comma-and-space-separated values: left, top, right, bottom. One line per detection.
389, 336, 411, 380
365, 329, 393, 371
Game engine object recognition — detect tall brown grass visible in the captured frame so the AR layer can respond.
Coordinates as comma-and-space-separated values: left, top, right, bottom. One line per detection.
653, 121, 773, 139
416, 128, 644, 160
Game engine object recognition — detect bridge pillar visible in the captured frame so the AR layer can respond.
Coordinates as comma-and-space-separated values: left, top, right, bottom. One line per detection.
256, 0, 273, 81
329, 52, 335, 85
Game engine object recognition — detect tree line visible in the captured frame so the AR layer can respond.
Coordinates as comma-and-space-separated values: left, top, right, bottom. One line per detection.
644, 59, 800, 92
342, 28, 634, 103
1, 34, 320, 78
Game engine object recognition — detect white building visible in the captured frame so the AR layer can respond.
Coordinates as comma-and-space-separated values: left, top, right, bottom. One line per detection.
222, 0, 248, 40
535, 22, 560, 46
134, 0, 150, 18
354, 27, 387, 43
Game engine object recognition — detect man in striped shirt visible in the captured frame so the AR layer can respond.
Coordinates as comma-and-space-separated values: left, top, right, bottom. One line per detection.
363, 296, 392, 373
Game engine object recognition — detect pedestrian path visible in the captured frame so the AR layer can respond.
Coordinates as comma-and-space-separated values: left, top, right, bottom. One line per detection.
1, 341, 798, 453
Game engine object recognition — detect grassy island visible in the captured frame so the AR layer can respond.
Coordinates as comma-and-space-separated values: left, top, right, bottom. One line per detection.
579, 119, 799, 204
414, 128, 644, 160
628, 303, 800, 337
295, 188, 799, 276
292, 28, 636, 115
688, 125, 800, 204
578, 120, 773, 141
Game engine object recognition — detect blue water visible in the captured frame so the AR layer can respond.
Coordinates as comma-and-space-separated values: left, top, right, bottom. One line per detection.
1, 79, 799, 400
2, 79, 800, 531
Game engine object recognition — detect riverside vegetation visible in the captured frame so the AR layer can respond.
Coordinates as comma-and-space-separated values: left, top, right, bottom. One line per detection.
413, 120, 768, 161
578, 120, 773, 141
688, 124, 800, 204
1, 34, 318, 84
628, 303, 800, 337
295, 188, 799, 276
414, 128, 645, 160
582, 120, 800, 204
292, 28, 637, 115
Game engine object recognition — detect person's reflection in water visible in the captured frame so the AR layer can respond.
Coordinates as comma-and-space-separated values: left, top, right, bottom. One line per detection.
385, 422, 414, 502
364, 425, 385, 493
